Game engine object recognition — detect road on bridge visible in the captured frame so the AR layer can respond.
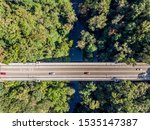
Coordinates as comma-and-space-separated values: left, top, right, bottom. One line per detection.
0, 63, 150, 81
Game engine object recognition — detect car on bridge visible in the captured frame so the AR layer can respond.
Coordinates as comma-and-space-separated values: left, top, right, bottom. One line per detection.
49, 72, 55, 75
136, 68, 143, 71
0, 72, 6, 75
84, 72, 90, 75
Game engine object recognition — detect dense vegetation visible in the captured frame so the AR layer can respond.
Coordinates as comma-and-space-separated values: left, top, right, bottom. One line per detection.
0, 0, 76, 63
0, 81, 74, 112
0, 0, 150, 113
0, 0, 76, 113
76, 0, 150, 112
76, 81, 150, 113
75, 0, 150, 113
78, 0, 150, 64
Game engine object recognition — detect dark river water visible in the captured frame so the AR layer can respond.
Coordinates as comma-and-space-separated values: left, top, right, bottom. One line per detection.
69, 0, 84, 112
69, 0, 83, 62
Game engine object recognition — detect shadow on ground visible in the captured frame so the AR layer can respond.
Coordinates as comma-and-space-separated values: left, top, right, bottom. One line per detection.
38, 56, 70, 62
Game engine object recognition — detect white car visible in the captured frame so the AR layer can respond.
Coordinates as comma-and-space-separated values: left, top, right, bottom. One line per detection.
136, 68, 143, 71
49, 72, 55, 75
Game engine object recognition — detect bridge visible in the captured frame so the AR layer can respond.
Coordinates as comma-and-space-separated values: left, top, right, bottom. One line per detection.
0, 63, 150, 82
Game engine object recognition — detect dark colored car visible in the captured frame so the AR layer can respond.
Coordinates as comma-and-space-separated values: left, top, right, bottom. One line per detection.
0, 72, 6, 75
84, 72, 90, 75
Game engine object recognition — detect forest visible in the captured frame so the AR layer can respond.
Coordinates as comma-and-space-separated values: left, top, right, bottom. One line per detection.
0, 0, 76, 63
0, 81, 74, 112
0, 0, 76, 113
76, 81, 150, 113
78, 0, 150, 64
0, 0, 150, 113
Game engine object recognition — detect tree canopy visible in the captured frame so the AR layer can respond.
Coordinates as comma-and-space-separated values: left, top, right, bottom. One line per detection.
0, 81, 74, 113
0, 0, 76, 113
78, 0, 150, 64
77, 81, 150, 113
0, 0, 76, 63
0, 0, 150, 113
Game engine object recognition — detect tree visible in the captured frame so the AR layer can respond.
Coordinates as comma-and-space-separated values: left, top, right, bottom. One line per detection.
79, 82, 100, 111
0, 81, 75, 113
88, 15, 107, 31
0, 0, 76, 63
0, 0, 76, 113
78, 0, 150, 64
110, 81, 150, 112
76, 81, 150, 113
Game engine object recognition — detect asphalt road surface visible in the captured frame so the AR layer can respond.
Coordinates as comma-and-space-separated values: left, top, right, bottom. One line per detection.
0, 63, 150, 81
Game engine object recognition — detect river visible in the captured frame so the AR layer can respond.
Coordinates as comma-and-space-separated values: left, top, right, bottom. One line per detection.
69, 0, 84, 112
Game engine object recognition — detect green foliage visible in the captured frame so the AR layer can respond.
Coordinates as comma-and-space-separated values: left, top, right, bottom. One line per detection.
110, 81, 150, 112
79, 0, 150, 64
79, 0, 111, 31
80, 82, 100, 111
78, 81, 150, 113
78, 31, 96, 49
0, 0, 76, 113
88, 15, 107, 31
0, 0, 76, 63
0, 0, 150, 113
78, 31, 97, 60
0, 81, 74, 113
